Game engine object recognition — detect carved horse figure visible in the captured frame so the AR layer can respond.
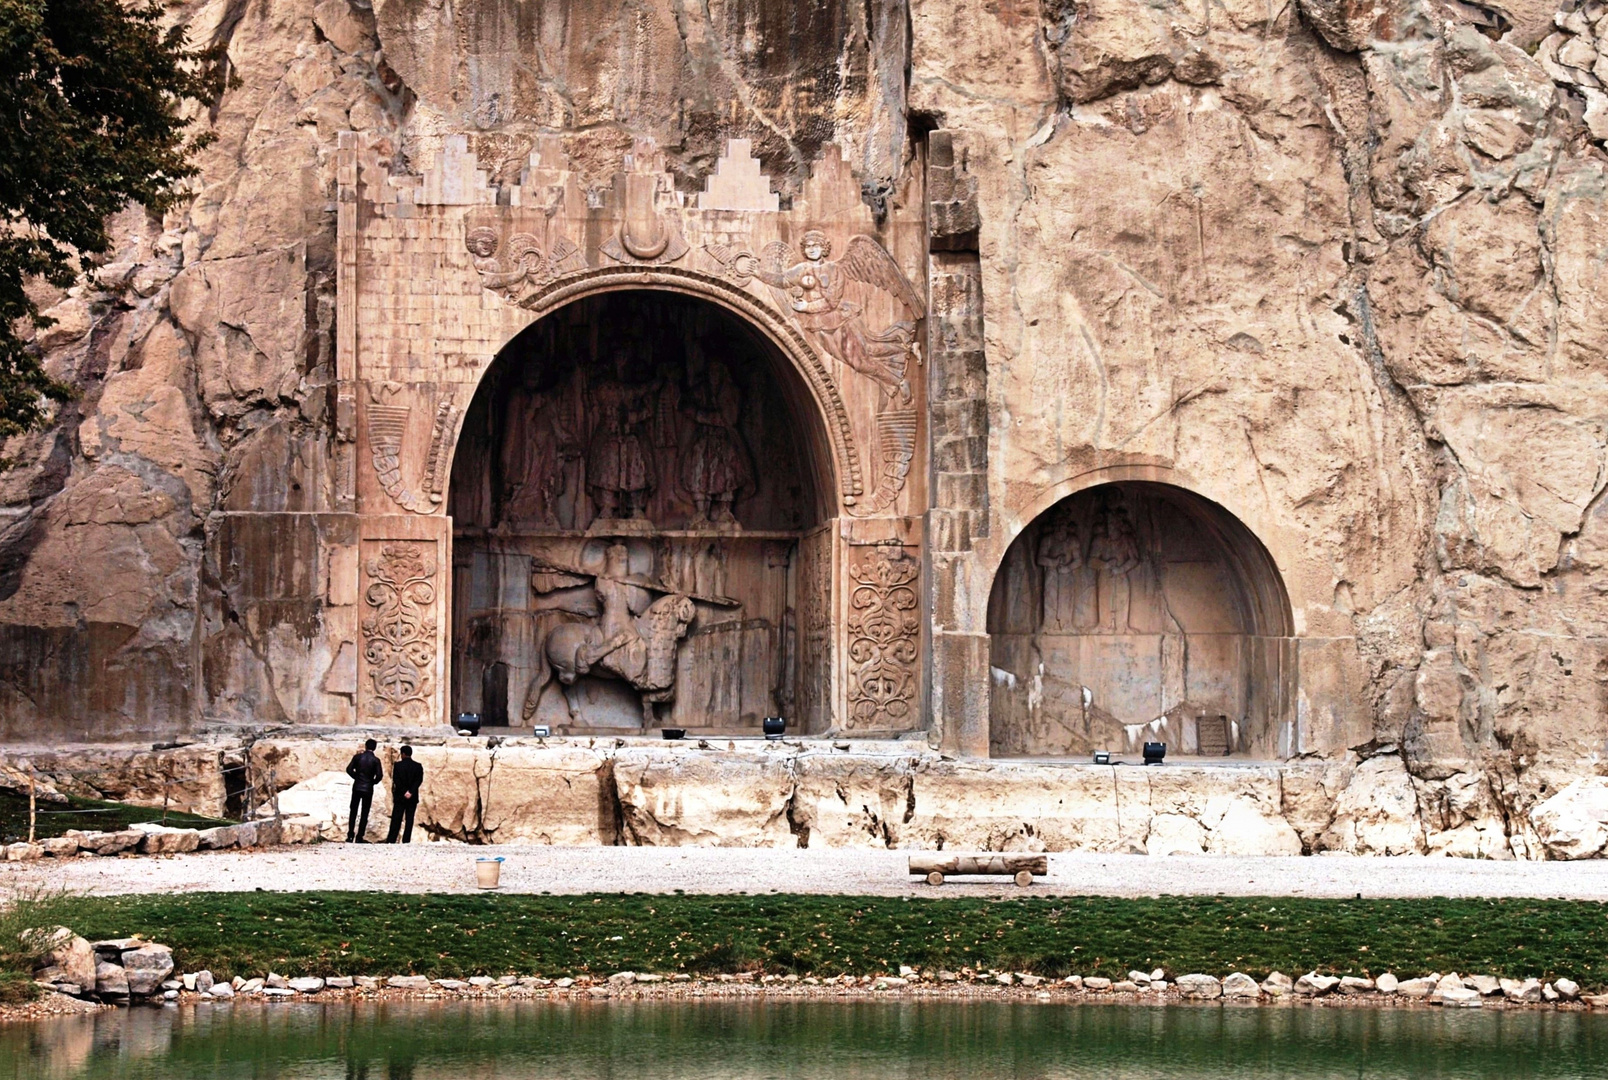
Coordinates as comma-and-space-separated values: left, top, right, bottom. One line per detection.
522, 544, 697, 725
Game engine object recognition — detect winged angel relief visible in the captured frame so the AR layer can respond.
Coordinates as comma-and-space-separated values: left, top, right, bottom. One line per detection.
713, 231, 926, 403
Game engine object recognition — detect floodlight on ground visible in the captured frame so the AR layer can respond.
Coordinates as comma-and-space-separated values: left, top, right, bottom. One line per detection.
1143, 742, 1166, 765
662, 728, 685, 740
454, 713, 481, 736
763, 716, 785, 740
1093, 751, 1111, 765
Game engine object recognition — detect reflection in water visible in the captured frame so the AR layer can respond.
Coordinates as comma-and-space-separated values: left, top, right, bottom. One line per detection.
4, 999, 1607, 1080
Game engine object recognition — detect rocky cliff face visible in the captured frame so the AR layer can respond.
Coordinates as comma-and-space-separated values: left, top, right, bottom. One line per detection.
1, 0, 1605, 857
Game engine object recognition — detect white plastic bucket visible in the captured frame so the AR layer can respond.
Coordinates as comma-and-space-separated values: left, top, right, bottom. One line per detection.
475, 856, 504, 889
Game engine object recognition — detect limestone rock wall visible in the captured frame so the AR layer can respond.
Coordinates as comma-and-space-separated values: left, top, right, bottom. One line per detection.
913, 0, 1608, 851
0, 0, 1603, 859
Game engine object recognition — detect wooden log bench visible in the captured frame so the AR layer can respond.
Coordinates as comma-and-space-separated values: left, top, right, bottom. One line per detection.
908, 853, 1048, 887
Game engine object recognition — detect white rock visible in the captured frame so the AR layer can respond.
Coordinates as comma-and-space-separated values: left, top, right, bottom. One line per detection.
1397, 977, 1436, 998
434, 979, 469, 990
1221, 972, 1260, 998
1111, 980, 1140, 993
387, 975, 431, 990
1262, 972, 1294, 996
1376, 973, 1399, 994
1019, 974, 1043, 987
326, 976, 355, 989
1466, 975, 1501, 996
195, 971, 215, 993
1501, 977, 1541, 1002
1338, 976, 1374, 994
1530, 779, 1608, 859
1556, 978, 1581, 999
1544, 982, 1561, 1001
209, 983, 235, 999
288, 977, 325, 993
1439, 987, 1483, 1007
1295, 973, 1339, 995
1175, 974, 1223, 999
1062, 975, 1083, 989
1083, 977, 1111, 991
468, 976, 498, 988
121, 945, 175, 996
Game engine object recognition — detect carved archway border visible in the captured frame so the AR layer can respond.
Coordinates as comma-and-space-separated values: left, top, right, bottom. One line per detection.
496, 265, 864, 506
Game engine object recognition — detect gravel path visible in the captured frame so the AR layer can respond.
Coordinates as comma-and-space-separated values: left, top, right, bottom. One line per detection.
6, 845, 1608, 901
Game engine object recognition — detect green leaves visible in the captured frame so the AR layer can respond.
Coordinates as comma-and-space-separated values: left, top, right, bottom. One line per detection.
0, 0, 226, 439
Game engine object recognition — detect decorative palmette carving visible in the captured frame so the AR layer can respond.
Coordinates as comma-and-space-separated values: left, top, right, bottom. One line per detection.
845, 544, 920, 728
362, 543, 437, 718
368, 387, 457, 513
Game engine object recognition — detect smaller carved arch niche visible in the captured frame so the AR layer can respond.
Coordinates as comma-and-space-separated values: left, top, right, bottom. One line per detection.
987, 482, 1295, 759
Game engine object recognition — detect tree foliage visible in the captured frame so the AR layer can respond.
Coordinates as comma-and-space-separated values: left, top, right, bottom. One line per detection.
0, 0, 224, 439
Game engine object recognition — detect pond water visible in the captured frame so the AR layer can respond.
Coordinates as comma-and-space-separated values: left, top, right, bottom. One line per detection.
4, 999, 1606, 1080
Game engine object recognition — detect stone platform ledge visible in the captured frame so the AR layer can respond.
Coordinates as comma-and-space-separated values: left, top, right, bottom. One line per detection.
1, 734, 1588, 859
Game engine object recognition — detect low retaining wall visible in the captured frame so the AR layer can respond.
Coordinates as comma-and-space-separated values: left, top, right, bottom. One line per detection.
3, 735, 1605, 858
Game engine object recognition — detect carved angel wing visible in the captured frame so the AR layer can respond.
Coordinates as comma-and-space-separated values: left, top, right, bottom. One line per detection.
838, 235, 925, 318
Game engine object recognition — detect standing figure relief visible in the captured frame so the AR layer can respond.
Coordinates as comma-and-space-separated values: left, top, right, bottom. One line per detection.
585, 356, 660, 525
677, 344, 753, 527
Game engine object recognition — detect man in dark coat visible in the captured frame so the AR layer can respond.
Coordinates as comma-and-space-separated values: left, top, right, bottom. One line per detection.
345, 738, 383, 843
385, 745, 424, 844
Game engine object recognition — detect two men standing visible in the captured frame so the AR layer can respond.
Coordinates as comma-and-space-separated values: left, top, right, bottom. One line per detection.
343, 739, 425, 844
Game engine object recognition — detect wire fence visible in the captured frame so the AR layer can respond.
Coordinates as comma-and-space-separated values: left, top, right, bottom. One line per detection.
7, 756, 289, 842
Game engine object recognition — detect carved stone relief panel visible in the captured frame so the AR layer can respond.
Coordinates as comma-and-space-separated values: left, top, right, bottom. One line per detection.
452, 533, 795, 733
844, 542, 921, 732
448, 292, 819, 535
359, 539, 440, 722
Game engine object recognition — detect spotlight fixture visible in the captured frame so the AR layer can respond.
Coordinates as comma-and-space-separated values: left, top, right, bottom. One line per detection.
532, 725, 551, 737
1092, 751, 1111, 765
662, 727, 686, 740
1142, 742, 1167, 766
762, 716, 786, 740
454, 712, 481, 736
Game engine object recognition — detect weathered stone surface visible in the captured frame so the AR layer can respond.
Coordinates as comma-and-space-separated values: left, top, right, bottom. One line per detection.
133, 824, 202, 854
1221, 972, 1261, 998
94, 961, 128, 998
387, 975, 431, 990
121, 945, 175, 996
614, 749, 795, 847
31, 928, 95, 991
1530, 779, 1608, 859
68, 830, 142, 856
1174, 974, 1223, 999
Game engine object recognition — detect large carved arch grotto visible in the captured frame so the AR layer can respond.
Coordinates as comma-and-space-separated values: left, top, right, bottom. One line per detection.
986, 482, 1297, 759
446, 288, 840, 734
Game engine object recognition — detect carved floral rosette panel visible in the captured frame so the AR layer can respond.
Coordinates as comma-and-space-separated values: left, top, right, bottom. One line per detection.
360, 540, 439, 720
844, 543, 921, 730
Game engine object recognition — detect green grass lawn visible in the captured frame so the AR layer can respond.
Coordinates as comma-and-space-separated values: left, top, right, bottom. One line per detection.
23, 892, 1608, 990
0, 790, 231, 843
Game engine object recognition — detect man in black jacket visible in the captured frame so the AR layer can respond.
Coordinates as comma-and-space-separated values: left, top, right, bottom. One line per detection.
345, 738, 383, 843
385, 745, 424, 844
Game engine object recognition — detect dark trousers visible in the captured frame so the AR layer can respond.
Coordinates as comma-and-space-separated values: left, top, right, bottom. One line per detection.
347, 788, 373, 841
385, 795, 417, 844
